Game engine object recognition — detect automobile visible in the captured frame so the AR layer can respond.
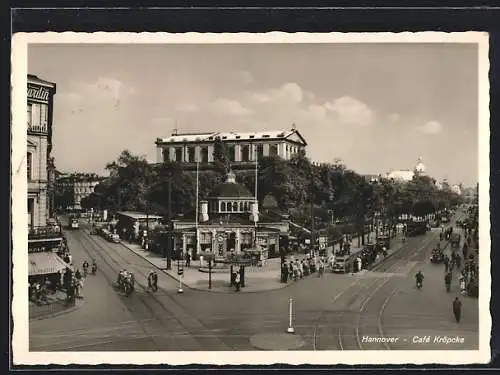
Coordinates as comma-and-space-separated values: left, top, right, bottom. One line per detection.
332, 260, 347, 273
376, 235, 390, 250
110, 233, 120, 243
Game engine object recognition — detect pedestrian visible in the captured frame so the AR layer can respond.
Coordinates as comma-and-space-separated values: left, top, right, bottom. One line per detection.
453, 297, 462, 323
456, 253, 462, 269
185, 250, 191, 268
234, 271, 241, 292
444, 256, 449, 273
459, 276, 467, 295
283, 263, 289, 283
318, 259, 324, 277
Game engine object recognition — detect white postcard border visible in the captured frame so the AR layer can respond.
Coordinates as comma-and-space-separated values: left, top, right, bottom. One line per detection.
11, 31, 491, 366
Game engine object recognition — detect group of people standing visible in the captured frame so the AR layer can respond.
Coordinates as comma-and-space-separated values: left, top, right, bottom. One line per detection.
280, 254, 327, 283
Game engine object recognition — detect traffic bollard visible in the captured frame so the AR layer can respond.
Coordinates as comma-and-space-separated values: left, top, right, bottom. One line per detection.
287, 297, 295, 334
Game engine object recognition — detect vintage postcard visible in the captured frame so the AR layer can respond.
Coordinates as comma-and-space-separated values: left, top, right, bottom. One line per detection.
11, 32, 490, 365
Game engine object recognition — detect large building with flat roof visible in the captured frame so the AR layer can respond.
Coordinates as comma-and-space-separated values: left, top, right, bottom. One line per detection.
155, 127, 307, 167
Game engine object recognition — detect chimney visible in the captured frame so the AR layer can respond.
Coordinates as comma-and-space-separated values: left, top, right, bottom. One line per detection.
200, 200, 209, 222
250, 201, 259, 223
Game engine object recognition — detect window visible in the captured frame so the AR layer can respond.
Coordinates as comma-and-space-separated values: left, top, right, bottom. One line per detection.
27, 198, 34, 229
27, 103, 32, 127
228, 145, 235, 162
270, 144, 278, 157
41, 105, 48, 127
163, 148, 170, 162
241, 145, 250, 162
27, 152, 32, 181
188, 147, 196, 162
256, 144, 264, 160
227, 202, 232, 212
221, 202, 226, 212
201, 147, 209, 163
239, 202, 244, 211
175, 147, 183, 162
233, 202, 238, 211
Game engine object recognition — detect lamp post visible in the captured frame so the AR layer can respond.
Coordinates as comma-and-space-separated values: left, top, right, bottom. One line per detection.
208, 256, 212, 290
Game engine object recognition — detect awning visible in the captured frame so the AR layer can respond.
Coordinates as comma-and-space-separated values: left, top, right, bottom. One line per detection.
28, 252, 69, 276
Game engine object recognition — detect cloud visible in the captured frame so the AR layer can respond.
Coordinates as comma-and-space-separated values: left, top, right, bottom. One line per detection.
178, 103, 200, 113
211, 98, 253, 116
325, 96, 375, 127
416, 120, 442, 134
230, 70, 254, 85
388, 113, 400, 122
251, 82, 304, 105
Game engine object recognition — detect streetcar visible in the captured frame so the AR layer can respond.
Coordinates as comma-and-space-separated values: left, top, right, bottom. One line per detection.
69, 217, 79, 230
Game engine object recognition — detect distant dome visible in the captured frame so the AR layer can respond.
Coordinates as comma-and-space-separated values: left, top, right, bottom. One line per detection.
414, 156, 426, 174
209, 172, 253, 198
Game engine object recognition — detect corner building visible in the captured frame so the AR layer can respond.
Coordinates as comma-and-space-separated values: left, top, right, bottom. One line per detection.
27, 74, 56, 229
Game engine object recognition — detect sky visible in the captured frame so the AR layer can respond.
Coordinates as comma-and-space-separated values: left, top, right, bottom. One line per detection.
28, 43, 479, 187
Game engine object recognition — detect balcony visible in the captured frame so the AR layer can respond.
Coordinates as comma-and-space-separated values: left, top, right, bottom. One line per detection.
28, 226, 63, 242
28, 123, 48, 134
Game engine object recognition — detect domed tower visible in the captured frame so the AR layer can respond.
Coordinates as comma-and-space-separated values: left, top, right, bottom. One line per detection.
205, 171, 257, 220
414, 156, 426, 176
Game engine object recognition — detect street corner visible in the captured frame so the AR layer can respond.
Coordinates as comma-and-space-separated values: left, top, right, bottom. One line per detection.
250, 332, 307, 350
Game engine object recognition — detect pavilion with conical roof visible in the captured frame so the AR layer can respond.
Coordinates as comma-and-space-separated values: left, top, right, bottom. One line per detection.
170, 171, 290, 260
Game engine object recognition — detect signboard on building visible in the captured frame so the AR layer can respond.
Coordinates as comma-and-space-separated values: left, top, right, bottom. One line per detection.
28, 85, 50, 102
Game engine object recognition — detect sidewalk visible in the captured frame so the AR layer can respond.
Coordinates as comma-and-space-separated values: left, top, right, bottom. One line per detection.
118, 232, 410, 294
118, 240, 289, 293
29, 290, 83, 321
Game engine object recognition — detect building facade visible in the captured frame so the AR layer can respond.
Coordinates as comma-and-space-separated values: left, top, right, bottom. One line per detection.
170, 172, 290, 259
155, 128, 307, 166
55, 173, 104, 209
385, 156, 427, 182
27, 74, 57, 229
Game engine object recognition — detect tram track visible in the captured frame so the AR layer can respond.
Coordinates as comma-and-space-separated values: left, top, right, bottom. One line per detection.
312, 232, 439, 351
68, 228, 229, 350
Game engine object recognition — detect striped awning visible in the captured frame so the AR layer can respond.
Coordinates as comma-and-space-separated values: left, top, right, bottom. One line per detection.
28, 252, 69, 276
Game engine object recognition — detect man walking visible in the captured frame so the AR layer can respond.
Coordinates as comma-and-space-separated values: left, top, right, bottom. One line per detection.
453, 297, 462, 323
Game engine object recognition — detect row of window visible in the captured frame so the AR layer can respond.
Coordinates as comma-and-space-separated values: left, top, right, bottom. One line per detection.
163, 143, 301, 163
198, 232, 254, 244
218, 201, 253, 213
27, 103, 48, 128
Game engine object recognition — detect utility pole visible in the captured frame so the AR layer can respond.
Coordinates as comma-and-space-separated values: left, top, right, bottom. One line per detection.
145, 167, 150, 234
166, 174, 172, 270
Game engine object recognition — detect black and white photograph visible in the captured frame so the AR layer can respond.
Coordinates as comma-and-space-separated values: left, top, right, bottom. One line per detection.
11, 32, 490, 365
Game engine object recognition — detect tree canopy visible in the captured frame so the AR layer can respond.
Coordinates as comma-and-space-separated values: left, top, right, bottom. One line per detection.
82, 149, 463, 232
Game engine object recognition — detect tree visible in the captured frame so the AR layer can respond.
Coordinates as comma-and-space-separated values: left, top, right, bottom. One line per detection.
213, 137, 231, 174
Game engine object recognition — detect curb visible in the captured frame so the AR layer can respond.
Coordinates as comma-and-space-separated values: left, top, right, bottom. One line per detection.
119, 241, 300, 294
118, 241, 189, 288
29, 299, 85, 321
